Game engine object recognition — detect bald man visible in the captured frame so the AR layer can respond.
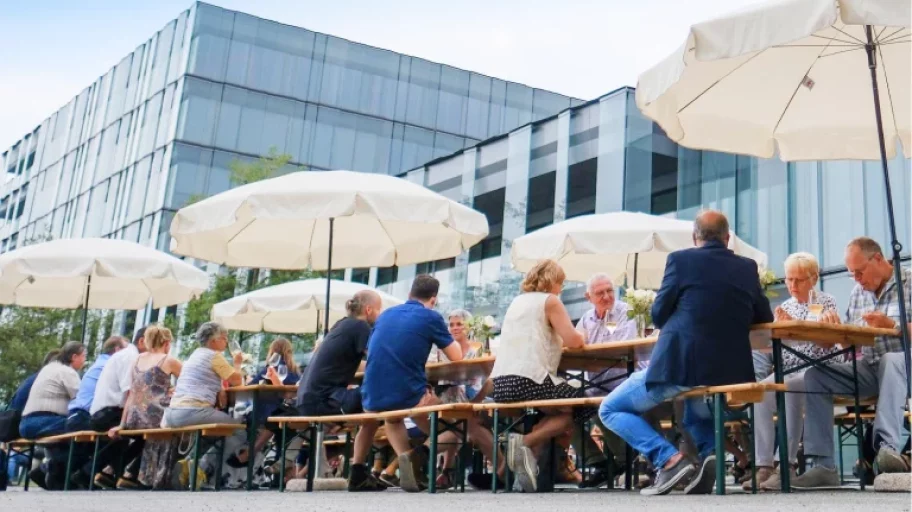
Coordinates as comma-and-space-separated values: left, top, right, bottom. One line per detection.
599, 210, 773, 496
296, 290, 386, 491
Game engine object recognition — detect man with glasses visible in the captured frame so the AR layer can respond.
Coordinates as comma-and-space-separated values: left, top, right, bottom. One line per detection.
793, 237, 911, 489
570, 273, 640, 488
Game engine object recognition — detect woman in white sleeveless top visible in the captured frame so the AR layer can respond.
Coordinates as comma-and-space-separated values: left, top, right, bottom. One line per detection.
488, 259, 586, 492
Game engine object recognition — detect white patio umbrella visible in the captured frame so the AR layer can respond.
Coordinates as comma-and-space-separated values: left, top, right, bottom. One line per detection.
170, 170, 489, 334
0, 237, 209, 340
636, 0, 910, 404
511, 211, 768, 289
211, 278, 403, 334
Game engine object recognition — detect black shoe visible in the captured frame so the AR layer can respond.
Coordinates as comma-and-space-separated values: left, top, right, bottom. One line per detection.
684, 455, 716, 495
578, 462, 620, 489
347, 464, 386, 492
29, 468, 48, 490
226, 454, 247, 469
93, 472, 117, 490
640, 456, 695, 496
466, 472, 506, 490
69, 470, 90, 490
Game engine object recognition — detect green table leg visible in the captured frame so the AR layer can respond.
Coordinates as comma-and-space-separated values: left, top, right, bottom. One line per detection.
772, 338, 790, 493
190, 431, 202, 492
279, 424, 287, 492
491, 410, 499, 493
64, 439, 75, 491
246, 390, 259, 491
749, 404, 757, 494
89, 436, 100, 491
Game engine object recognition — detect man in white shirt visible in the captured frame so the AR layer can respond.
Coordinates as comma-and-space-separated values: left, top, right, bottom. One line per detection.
87, 326, 148, 489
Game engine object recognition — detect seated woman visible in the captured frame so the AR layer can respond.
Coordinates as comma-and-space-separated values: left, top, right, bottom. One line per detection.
228, 337, 301, 469
430, 309, 506, 490
487, 259, 586, 493
745, 252, 841, 491
162, 321, 246, 486
19, 342, 86, 489
109, 325, 182, 489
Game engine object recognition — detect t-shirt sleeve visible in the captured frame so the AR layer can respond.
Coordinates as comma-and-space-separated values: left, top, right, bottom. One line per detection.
429, 311, 454, 349
117, 358, 133, 394
211, 353, 237, 380
64, 368, 81, 399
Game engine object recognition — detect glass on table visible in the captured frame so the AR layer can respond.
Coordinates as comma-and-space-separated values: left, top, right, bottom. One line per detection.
603, 319, 617, 336
807, 289, 824, 321
277, 364, 288, 382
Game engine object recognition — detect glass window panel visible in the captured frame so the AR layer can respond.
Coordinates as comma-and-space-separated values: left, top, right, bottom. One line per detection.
154, 84, 177, 150
237, 90, 267, 154
399, 126, 435, 172
149, 21, 176, 94
189, 3, 233, 81
177, 78, 221, 147
488, 79, 507, 137
167, 11, 189, 84
352, 116, 393, 174
261, 95, 293, 155
144, 148, 166, 217
566, 158, 596, 218
104, 57, 131, 126
504, 83, 533, 132
466, 73, 492, 140
532, 89, 570, 118
405, 59, 441, 128
820, 160, 866, 269
433, 132, 465, 159
436, 67, 469, 134
138, 91, 164, 159
526, 171, 556, 233
167, 143, 212, 208
127, 157, 153, 223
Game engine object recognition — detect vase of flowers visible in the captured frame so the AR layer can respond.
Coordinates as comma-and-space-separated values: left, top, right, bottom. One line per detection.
625, 288, 657, 338
759, 268, 779, 298
465, 314, 497, 355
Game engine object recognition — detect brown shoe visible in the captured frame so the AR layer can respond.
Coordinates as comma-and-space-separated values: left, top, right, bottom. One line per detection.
741, 466, 773, 491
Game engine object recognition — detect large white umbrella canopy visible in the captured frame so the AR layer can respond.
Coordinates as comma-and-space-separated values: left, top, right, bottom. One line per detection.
211, 278, 403, 334
636, 0, 910, 161
169, 170, 490, 270
511, 211, 768, 289
0, 238, 209, 310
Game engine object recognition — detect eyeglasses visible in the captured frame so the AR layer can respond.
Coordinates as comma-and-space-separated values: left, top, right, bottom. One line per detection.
590, 288, 615, 297
848, 256, 875, 279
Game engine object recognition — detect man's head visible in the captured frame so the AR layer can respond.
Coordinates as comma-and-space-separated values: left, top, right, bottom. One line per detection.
345, 290, 384, 325
133, 325, 149, 354
409, 274, 440, 309
585, 273, 615, 316
101, 336, 129, 356
196, 321, 229, 351
693, 209, 730, 247
845, 237, 893, 292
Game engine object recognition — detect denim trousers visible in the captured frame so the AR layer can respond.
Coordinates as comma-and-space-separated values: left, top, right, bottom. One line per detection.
599, 370, 715, 469
19, 414, 67, 439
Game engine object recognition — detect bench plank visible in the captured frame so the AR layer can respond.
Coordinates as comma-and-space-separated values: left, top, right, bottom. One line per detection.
269, 403, 476, 430
119, 423, 244, 441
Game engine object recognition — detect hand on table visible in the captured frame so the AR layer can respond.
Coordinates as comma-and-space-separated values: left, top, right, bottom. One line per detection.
774, 306, 793, 322
861, 311, 896, 329
107, 426, 122, 440
817, 310, 841, 324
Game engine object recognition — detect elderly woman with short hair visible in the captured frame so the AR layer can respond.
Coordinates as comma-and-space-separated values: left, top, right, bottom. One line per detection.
746, 252, 840, 491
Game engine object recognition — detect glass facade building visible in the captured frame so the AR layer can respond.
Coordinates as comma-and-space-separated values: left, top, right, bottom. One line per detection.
372, 87, 911, 320
0, 2, 908, 332
0, 3, 579, 331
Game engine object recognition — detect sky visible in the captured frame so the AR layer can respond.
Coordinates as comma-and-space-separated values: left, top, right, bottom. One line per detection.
0, 0, 761, 151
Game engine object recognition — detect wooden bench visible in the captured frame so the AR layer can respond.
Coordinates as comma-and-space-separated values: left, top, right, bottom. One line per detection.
269, 403, 476, 493
118, 423, 244, 492
9, 431, 110, 491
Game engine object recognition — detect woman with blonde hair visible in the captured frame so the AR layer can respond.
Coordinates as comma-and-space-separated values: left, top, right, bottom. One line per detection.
744, 252, 840, 491
487, 259, 586, 492
109, 324, 182, 489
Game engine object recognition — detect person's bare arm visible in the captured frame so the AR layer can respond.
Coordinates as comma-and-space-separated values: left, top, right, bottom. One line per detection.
441, 341, 463, 362
546, 294, 585, 349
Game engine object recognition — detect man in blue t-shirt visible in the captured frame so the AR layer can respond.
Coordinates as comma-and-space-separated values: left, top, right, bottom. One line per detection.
361, 275, 462, 492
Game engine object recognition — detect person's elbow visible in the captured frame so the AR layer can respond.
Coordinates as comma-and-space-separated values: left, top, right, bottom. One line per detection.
442, 342, 463, 362
563, 330, 586, 349
226, 372, 244, 387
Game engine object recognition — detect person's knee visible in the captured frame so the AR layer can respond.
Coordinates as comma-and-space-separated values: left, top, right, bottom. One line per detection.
881, 351, 905, 373
802, 367, 826, 392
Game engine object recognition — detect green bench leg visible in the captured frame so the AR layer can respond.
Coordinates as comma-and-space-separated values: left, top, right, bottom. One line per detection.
215, 436, 226, 491
491, 410, 500, 493
748, 404, 757, 494
457, 420, 468, 492
772, 338, 790, 493
306, 426, 317, 492
279, 424, 288, 492
428, 411, 439, 494
24, 443, 35, 492
64, 439, 75, 491
343, 431, 352, 479
851, 349, 865, 491
190, 431, 202, 492
88, 436, 101, 491
713, 394, 725, 496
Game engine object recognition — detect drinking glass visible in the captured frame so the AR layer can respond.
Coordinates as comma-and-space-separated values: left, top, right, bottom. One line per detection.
277, 364, 288, 382
229, 339, 243, 358
807, 289, 824, 321
604, 320, 618, 336
266, 353, 281, 368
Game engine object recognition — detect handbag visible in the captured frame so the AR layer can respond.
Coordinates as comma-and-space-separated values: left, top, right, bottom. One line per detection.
0, 409, 22, 442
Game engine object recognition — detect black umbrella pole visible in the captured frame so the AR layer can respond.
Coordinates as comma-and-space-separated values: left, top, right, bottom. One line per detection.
865, 26, 911, 402
80, 275, 92, 344
324, 218, 334, 337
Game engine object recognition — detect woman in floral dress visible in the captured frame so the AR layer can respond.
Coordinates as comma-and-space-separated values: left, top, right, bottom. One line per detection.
109, 325, 182, 489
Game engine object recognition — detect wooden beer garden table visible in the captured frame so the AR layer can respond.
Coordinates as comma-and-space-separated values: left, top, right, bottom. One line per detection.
226, 384, 297, 490
749, 320, 899, 492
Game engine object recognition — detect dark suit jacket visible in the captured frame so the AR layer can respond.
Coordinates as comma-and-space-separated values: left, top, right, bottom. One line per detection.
645, 240, 774, 388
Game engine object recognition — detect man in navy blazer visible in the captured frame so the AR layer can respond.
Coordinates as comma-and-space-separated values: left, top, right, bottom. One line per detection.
598, 210, 773, 496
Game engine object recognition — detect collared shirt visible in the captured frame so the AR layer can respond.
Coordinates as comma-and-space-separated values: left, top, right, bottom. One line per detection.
845, 266, 911, 365
575, 300, 641, 396
91, 344, 139, 414
68, 354, 111, 414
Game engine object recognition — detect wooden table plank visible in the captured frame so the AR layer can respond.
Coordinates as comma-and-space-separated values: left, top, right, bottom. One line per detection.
751, 320, 897, 348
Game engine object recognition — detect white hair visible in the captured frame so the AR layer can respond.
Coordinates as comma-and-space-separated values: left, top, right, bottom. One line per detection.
447, 309, 472, 321
586, 273, 614, 292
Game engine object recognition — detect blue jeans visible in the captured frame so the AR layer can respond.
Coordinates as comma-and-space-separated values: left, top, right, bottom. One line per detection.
19, 414, 67, 439
599, 370, 714, 468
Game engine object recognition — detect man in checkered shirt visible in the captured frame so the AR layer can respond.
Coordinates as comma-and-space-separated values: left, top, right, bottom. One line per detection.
794, 237, 911, 489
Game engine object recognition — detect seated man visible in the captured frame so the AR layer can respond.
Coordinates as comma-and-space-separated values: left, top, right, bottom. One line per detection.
794, 237, 911, 488
598, 210, 773, 496
361, 275, 463, 493
570, 273, 639, 488
296, 290, 386, 491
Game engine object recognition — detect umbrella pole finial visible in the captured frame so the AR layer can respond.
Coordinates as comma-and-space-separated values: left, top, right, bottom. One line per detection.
324, 218, 334, 337
864, 25, 911, 403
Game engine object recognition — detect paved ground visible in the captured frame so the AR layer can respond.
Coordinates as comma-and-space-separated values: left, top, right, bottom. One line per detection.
2, 488, 909, 512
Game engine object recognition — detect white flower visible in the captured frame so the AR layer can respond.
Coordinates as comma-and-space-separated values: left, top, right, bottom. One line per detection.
483, 315, 496, 328
633, 289, 648, 301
